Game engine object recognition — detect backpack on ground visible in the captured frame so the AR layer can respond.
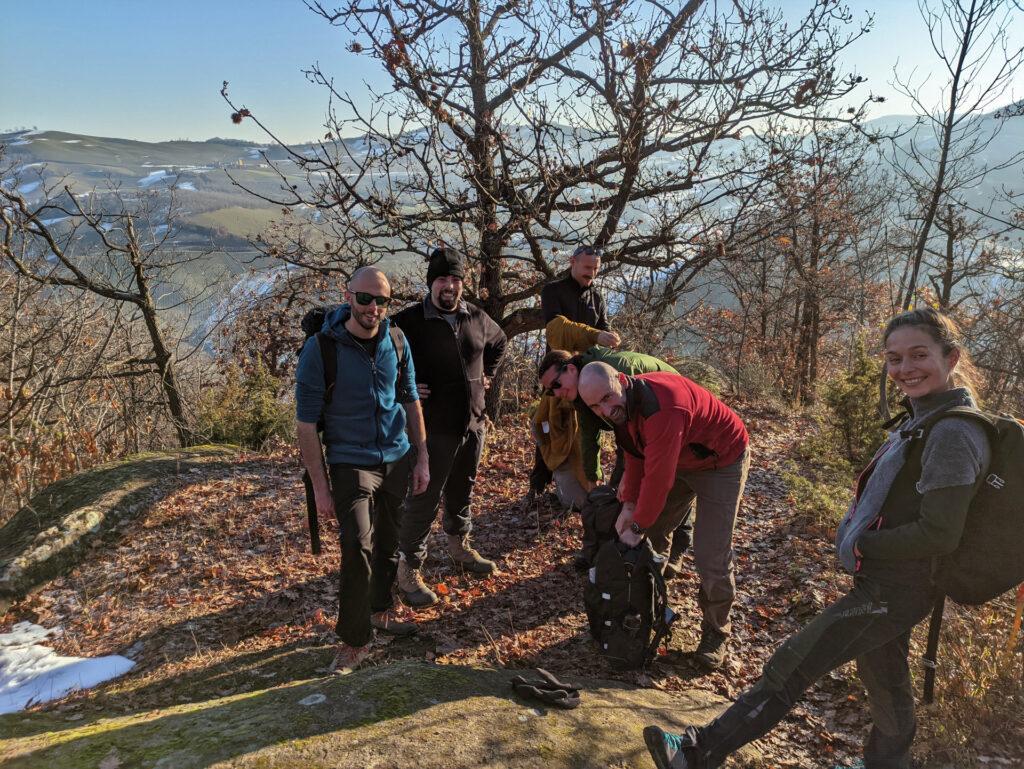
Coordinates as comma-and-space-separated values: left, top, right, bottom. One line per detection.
583, 539, 678, 670
579, 487, 678, 670
298, 305, 406, 555
891, 405, 1024, 702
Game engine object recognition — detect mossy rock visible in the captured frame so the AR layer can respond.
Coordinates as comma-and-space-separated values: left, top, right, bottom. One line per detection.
0, 660, 760, 768
0, 445, 239, 611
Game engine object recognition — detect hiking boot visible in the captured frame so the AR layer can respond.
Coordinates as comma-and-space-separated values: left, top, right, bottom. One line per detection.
693, 627, 728, 670
370, 608, 418, 637
516, 489, 539, 511
447, 534, 496, 574
328, 643, 370, 676
662, 551, 686, 579
643, 725, 706, 769
397, 558, 438, 608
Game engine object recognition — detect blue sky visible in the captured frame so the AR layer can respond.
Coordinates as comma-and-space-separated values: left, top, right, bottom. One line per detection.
1, 0, 1020, 143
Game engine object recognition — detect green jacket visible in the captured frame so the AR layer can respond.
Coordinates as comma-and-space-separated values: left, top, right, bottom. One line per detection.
576, 346, 677, 481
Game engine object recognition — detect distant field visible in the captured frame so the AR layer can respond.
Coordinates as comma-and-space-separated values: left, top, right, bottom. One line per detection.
189, 206, 280, 238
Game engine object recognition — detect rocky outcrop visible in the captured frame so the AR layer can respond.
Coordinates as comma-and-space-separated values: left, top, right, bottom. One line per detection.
0, 446, 239, 611
0, 660, 760, 769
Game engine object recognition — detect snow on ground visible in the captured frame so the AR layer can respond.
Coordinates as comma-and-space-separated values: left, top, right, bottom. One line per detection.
0, 622, 134, 714
62, 139, 81, 144
176, 181, 196, 191
17, 181, 41, 195
138, 170, 170, 187
9, 140, 31, 146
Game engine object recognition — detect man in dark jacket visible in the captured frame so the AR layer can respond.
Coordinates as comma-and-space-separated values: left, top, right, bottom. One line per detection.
392, 248, 508, 607
578, 362, 750, 670
296, 266, 430, 675
525, 245, 619, 503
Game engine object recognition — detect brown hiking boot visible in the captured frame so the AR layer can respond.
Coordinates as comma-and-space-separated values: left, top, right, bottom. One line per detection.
328, 643, 370, 676
397, 558, 438, 608
370, 608, 418, 637
447, 534, 496, 574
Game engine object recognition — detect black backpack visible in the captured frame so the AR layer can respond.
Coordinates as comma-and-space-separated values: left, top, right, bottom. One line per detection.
580, 487, 678, 670
580, 485, 622, 565
890, 406, 1024, 701
298, 305, 406, 555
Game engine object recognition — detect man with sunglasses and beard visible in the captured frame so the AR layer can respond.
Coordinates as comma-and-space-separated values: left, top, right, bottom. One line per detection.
296, 267, 430, 675
391, 248, 507, 608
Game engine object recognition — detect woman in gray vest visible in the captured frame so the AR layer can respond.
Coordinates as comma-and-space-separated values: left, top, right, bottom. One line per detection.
643, 308, 990, 769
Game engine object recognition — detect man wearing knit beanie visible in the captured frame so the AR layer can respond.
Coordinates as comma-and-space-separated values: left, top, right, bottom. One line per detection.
392, 248, 508, 607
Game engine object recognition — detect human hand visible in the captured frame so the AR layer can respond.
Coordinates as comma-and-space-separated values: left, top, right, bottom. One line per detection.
314, 484, 335, 519
417, 383, 431, 400
614, 505, 635, 538
619, 527, 643, 547
483, 376, 492, 391
597, 331, 621, 348
412, 455, 430, 495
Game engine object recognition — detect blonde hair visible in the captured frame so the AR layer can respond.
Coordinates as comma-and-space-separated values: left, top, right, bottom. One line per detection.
883, 308, 983, 402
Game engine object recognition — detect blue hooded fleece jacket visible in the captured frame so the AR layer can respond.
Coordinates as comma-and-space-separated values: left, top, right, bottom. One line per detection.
295, 305, 418, 466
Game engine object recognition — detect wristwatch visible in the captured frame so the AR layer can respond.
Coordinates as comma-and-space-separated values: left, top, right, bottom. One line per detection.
629, 521, 645, 536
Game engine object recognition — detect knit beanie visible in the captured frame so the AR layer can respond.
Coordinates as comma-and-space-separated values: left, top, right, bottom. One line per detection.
426, 248, 465, 286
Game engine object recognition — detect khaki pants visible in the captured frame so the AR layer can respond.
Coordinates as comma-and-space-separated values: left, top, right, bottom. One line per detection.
553, 461, 588, 510
646, 448, 750, 634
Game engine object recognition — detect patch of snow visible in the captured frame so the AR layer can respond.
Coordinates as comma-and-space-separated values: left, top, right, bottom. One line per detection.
9, 140, 31, 146
38, 216, 68, 227
176, 181, 196, 191
20, 129, 46, 137
0, 622, 135, 714
17, 181, 41, 195
62, 139, 82, 144
152, 224, 169, 237
138, 170, 170, 187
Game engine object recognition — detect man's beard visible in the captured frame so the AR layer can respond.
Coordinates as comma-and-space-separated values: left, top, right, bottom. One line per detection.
355, 311, 381, 331
608, 406, 626, 425
435, 290, 458, 311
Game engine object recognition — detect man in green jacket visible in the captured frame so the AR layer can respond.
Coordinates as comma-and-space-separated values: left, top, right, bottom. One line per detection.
538, 345, 692, 573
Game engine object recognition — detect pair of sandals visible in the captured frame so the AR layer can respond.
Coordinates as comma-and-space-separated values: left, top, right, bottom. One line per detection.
510, 668, 581, 709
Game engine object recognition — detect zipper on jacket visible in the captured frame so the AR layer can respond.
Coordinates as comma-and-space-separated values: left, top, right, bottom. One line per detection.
342, 330, 386, 464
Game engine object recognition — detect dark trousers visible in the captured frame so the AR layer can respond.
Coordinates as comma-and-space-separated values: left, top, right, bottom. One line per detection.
400, 427, 484, 569
529, 443, 552, 493
330, 453, 411, 647
698, 576, 935, 769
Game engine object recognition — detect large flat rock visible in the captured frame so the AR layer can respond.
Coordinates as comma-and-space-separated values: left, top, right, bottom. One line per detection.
0, 660, 760, 769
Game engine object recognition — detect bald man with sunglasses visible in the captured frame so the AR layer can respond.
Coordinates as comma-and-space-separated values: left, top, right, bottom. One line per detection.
296, 267, 429, 675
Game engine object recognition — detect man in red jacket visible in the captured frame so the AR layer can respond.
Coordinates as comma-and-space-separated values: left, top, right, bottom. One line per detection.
578, 362, 750, 669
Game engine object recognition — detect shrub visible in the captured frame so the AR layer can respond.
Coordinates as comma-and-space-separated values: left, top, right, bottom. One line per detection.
783, 336, 892, 529
196, 362, 293, 448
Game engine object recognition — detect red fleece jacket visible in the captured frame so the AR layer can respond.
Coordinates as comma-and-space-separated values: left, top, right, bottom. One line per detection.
617, 372, 748, 529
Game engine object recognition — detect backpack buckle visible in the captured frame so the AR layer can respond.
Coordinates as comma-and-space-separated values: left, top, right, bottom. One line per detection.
986, 474, 1006, 489
900, 428, 925, 440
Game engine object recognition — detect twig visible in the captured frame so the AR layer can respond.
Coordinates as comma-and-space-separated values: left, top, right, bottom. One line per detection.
480, 623, 504, 667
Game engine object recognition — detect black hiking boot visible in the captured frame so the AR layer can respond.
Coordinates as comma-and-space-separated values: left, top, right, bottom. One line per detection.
693, 627, 728, 670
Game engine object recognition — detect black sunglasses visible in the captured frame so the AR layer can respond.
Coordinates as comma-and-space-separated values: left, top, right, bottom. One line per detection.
572, 245, 602, 258
352, 291, 392, 307
543, 364, 568, 396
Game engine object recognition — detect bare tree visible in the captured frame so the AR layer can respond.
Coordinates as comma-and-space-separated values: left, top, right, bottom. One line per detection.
221, 0, 873, 346
888, 0, 1024, 310
0, 170, 222, 447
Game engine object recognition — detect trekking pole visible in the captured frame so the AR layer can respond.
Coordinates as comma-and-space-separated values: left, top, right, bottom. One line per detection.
922, 594, 946, 705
